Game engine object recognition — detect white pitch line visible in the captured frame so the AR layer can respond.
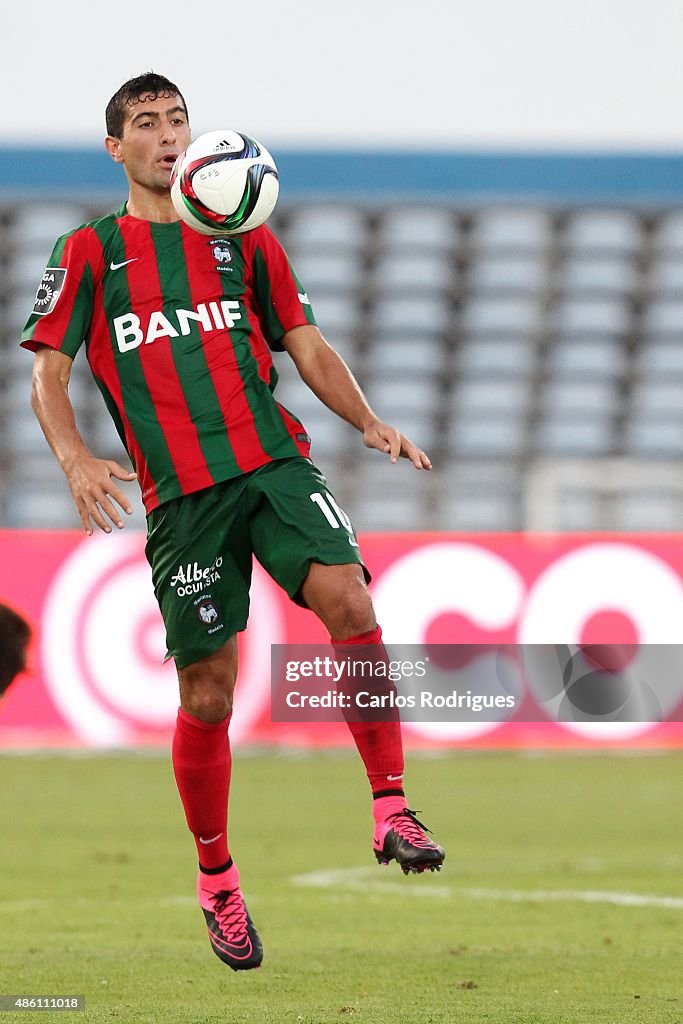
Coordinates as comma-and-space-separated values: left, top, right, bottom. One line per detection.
291, 866, 451, 898
2, 879, 681, 913
290, 867, 683, 910
0, 899, 46, 909
0, 896, 197, 910
463, 887, 683, 910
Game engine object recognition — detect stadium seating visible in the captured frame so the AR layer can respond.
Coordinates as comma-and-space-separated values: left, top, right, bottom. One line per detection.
561, 210, 642, 255
468, 208, 552, 253
3, 200, 683, 531
378, 206, 459, 253
285, 205, 367, 255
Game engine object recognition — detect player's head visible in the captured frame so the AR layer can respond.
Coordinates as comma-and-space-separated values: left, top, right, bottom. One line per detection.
104, 72, 191, 193
0, 603, 31, 697
105, 72, 189, 139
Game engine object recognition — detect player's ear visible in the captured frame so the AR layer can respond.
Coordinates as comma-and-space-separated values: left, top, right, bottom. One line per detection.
105, 135, 124, 163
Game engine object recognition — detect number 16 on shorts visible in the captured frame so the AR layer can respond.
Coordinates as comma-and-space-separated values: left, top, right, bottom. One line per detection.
310, 492, 359, 547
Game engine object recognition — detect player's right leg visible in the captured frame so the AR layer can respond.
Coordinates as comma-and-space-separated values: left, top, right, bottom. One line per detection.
145, 482, 262, 969
174, 640, 263, 971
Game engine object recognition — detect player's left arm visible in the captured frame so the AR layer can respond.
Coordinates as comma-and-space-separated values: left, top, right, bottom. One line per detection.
282, 324, 431, 470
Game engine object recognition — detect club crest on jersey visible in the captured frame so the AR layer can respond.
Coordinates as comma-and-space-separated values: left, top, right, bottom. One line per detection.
210, 238, 233, 271
32, 268, 67, 316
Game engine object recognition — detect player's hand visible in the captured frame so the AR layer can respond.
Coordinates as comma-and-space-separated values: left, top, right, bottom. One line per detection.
362, 419, 432, 470
63, 455, 137, 535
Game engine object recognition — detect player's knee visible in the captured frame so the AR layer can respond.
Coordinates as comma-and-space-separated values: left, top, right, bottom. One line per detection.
303, 563, 376, 638
182, 686, 233, 723
178, 655, 236, 723
326, 578, 376, 640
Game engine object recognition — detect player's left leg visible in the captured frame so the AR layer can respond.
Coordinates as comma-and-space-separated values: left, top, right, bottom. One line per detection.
300, 562, 445, 874
246, 458, 444, 875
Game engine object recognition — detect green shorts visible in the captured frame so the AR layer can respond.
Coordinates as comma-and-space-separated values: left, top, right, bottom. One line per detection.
145, 457, 368, 669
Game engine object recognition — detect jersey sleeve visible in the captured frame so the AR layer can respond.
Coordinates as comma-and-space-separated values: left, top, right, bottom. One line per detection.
248, 225, 317, 351
20, 228, 95, 359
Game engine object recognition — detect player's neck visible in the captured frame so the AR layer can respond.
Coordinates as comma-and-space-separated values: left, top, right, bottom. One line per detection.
125, 185, 179, 224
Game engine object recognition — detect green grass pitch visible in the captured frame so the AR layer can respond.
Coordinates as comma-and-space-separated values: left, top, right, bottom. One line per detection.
0, 749, 681, 1023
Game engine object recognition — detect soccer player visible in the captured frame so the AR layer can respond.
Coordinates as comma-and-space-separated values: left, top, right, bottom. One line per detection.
0, 603, 31, 700
21, 73, 445, 971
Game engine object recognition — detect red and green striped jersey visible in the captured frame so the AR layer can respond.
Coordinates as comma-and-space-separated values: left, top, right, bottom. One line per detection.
21, 204, 317, 513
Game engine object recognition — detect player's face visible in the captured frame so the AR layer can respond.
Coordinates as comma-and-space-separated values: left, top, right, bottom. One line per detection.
108, 92, 191, 193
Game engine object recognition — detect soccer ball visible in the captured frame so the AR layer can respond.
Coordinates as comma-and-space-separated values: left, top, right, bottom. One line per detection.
170, 129, 279, 236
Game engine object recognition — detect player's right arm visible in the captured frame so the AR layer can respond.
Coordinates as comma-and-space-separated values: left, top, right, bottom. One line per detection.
31, 346, 136, 535
21, 226, 136, 535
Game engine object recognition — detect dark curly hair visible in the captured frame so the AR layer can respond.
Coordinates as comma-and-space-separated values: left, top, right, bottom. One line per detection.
0, 603, 31, 696
106, 72, 188, 139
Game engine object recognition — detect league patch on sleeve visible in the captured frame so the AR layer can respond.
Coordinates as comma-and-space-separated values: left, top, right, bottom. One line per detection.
32, 268, 67, 316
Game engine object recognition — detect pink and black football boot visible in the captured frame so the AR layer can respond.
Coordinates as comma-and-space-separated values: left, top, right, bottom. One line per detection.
373, 807, 445, 874
197, 863, 263, 971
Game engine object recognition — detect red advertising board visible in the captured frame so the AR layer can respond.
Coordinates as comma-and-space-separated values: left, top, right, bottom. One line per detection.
1, 530, 682, 749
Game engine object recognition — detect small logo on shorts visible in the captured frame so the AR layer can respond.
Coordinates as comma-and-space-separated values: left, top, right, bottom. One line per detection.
197, 600, 219, 625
